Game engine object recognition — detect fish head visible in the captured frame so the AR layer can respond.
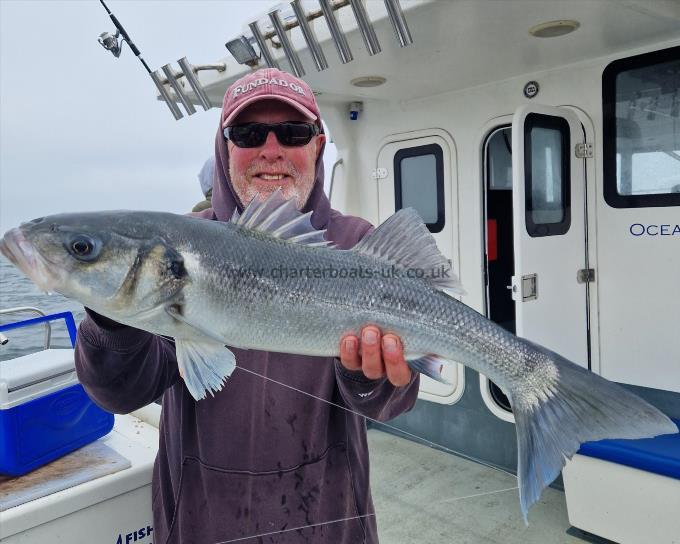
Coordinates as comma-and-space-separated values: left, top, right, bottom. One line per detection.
0, 213, 189, 321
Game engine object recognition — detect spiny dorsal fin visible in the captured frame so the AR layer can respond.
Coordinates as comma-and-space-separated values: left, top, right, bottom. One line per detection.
231, 189, 333, 247
353, 208, 465, 294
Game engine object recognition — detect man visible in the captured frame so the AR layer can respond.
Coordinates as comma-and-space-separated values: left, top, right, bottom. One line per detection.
191, 156, 215, 212
75, 68, 419, 544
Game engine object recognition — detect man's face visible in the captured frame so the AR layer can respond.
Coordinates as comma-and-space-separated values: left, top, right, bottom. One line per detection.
228, 100, 325, 209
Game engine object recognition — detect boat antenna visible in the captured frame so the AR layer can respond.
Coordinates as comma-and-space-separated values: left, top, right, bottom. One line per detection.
97, 0, 151, 74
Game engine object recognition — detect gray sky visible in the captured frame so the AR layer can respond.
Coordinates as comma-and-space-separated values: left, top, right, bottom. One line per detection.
0, 0, 305, 233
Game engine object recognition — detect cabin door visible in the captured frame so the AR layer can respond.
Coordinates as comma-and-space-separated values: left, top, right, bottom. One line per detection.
376, 132, 463, 403
511, 105, 589, 368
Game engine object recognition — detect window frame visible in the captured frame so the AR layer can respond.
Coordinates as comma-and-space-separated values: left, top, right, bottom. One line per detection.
602, 45, 680, 208
394, 143, 445, 233
523, 112, 571, 237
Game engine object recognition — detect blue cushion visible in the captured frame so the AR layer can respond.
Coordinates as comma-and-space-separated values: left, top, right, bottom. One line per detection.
577, 419, 680, 480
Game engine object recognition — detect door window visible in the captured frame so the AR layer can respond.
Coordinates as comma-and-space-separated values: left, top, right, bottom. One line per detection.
394, 143, 445, 232
524, 113, 571, 237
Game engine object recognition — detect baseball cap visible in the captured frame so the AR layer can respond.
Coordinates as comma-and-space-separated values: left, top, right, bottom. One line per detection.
221, 68, 321, 128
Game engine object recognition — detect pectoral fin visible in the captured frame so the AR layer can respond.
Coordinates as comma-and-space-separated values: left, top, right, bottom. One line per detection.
406, 354, 452, 385
175, 339, 236, 400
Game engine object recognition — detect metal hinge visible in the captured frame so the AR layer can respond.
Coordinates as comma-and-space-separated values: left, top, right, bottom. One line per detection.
575, 142, 593, 159
371, 167, 388, 180
577, 268, 595, 283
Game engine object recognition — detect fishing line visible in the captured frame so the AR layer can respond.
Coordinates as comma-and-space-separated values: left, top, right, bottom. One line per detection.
434, 485, 518, 504
220, 365, 521, 542
214, 513, 377, 544
213, 482, 518, 543
234, 365, 518, 479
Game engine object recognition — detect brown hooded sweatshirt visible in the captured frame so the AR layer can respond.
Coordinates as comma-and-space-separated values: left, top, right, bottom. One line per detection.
74, 122, 420, 544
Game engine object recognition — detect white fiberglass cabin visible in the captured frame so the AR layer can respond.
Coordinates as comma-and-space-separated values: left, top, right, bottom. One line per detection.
2, 1, 679, 543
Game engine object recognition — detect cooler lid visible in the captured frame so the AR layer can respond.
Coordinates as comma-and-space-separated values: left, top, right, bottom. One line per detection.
0, 348, 75, 392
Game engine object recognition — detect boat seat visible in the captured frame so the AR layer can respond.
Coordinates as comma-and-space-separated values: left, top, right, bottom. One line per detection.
577, 418, 680, 480
563, 419, 680, 544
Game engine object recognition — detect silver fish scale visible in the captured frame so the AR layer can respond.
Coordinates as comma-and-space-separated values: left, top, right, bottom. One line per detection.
179, 222, 558, 402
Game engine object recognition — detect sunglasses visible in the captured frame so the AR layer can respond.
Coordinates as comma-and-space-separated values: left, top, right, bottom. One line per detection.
223, 122, 320, 148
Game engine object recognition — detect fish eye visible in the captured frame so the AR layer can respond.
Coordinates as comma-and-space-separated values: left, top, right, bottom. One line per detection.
162, 247, 186, 279
67, 235, 101, 261
169, 259, 185, 278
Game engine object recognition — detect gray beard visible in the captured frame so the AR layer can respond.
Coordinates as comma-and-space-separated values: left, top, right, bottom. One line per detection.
230, 171, 315, 210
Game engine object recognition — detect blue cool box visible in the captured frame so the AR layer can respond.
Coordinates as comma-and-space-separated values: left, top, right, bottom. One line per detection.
0, 349, 114, 477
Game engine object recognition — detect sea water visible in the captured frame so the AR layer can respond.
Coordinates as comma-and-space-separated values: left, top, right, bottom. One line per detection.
0, 256, 85, 361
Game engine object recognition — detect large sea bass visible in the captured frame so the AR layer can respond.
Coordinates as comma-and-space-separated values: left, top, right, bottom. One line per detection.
1, 191, 676, 521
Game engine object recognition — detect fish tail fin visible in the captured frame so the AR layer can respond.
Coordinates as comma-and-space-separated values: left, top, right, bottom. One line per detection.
511, 343, 677, 525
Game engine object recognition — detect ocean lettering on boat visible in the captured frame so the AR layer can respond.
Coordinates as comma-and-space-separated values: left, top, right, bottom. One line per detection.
629, 223, 680, 236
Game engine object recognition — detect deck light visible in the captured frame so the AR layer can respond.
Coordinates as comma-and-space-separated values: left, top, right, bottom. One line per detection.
351, 76, 386, 87
529, 20, 580, 38
225, 36, 259, 66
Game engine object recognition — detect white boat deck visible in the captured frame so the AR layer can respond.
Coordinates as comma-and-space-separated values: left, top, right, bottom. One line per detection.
368, 429, 596, 544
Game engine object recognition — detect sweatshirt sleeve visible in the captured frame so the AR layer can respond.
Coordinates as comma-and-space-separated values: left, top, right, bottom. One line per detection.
74, 309, 180, 414
333, 359, 420, 421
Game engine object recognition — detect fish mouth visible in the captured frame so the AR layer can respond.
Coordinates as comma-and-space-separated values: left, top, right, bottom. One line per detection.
0, 228, 57, 292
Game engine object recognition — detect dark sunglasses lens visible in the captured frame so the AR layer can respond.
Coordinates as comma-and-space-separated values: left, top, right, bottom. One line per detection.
276, 123, 315, 146
229, 125, 267, 148
226, 123, 317, 148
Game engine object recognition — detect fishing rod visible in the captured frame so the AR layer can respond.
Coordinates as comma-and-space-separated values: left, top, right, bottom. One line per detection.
97, 0, 152, 73
96, 0, 218, 120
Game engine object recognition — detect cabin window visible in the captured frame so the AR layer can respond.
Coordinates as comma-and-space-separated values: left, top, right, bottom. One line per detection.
603, 46, 680, 208
524, 113, 571, 237
394, 143, 445, 232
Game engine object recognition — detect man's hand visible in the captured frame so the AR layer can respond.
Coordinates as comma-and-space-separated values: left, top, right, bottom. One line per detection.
339, 326, 412, 387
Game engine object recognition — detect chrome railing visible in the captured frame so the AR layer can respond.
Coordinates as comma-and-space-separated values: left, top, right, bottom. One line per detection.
0, 307, 52, 349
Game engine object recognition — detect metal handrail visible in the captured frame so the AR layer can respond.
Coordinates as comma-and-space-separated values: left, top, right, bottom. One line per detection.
0, 307, 51, 348
328, 157, 344, 201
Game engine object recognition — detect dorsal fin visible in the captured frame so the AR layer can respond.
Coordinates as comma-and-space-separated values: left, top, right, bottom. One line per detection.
353, 208, 465, 294
231, 189, 333, 247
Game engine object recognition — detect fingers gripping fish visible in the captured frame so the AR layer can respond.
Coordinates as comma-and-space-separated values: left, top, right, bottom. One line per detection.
1, 190, 676, 523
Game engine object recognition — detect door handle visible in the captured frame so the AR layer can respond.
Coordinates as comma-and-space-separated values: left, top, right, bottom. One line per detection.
510, 274, 537, 301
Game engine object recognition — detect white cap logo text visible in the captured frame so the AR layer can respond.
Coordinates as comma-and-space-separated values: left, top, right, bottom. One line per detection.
232, 77, 306, 98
